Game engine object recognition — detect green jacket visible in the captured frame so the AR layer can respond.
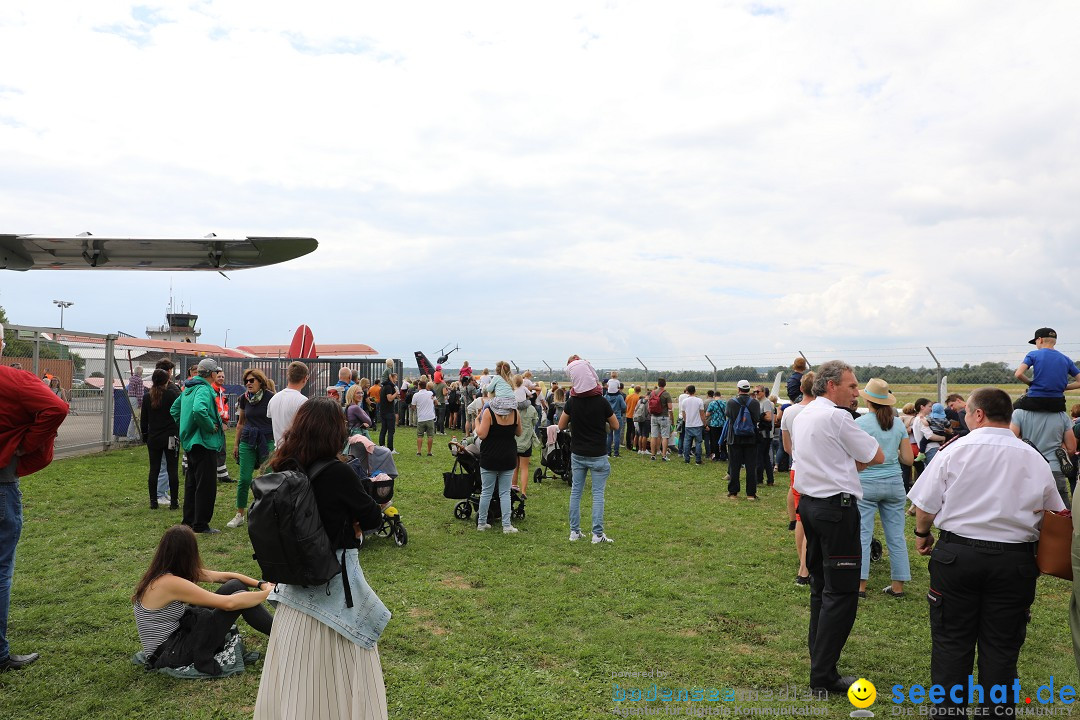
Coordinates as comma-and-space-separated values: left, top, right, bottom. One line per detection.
170, 376, 224, 452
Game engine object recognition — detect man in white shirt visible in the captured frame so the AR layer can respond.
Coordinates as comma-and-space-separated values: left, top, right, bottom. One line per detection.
680, 386, 706, 464
411, 380, 437, 456
267, 361, 309, 446
909, 387, 1065, 718
791, 361, 883, 696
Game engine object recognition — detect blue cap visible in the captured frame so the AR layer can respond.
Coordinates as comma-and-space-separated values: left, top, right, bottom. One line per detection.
930, 403, 946, 419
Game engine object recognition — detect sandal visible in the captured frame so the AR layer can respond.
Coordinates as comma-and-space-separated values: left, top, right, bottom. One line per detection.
882, 586, 905, 598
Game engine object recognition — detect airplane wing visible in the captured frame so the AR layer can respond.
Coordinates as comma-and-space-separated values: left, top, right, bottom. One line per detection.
0, 233, 317, 271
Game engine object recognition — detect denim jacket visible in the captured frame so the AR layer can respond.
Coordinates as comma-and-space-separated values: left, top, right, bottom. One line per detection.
269, 549, 391, 649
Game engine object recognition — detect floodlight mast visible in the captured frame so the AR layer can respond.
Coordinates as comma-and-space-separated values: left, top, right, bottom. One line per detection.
53, 299, 73, 328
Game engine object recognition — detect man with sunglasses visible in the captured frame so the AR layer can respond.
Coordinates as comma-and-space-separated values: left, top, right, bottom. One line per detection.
171, 358, 226, 534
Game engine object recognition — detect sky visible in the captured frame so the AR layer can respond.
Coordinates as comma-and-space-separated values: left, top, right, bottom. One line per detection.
2, 1, 1079, 373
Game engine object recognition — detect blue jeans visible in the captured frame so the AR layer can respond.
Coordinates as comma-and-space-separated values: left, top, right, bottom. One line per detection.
570, 453, 610, 536
156, 464, 170, 498
478, 467, 514, 527
0, 464, 22, 663
606, 415, 624, 456
856, 475, 911, 581
682, 426, 703, 462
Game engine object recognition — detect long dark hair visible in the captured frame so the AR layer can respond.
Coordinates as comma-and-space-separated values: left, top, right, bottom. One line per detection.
270, 397, 347, 471
148, 368, 170, 409
132, 525, 203, 602
868, 401, 894, 431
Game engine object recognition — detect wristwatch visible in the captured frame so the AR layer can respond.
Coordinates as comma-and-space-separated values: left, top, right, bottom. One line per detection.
257, 580, 268, 590
913, 529, 932, 538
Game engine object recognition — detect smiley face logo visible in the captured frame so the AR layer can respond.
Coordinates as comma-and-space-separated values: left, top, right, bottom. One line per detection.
847, 678, 876, 709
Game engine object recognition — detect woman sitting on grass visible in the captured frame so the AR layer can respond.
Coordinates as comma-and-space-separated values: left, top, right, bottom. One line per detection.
132, 525, 274, 675
255, 398, 390, 720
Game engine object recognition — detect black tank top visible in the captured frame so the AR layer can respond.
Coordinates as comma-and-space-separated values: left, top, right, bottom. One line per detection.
480, 408, 518, 471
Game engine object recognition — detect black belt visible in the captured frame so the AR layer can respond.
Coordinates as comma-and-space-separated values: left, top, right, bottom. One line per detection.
939, 530, 1035, 553
802, 492, 856, 505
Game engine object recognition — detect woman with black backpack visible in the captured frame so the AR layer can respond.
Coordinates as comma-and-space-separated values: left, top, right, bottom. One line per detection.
254, 398, 389, 720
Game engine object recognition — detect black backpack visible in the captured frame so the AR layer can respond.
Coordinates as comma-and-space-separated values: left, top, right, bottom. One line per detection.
247, 459, 354, 607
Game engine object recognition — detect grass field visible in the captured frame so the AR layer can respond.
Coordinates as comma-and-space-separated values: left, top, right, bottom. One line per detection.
1, 403, 1076, 719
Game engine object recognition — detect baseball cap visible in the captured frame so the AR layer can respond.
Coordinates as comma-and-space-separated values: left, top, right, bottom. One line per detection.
930, 403, 946, 419
197, 358, 222, 374
1029, 327, 1057, 345
736, 380, 751, 391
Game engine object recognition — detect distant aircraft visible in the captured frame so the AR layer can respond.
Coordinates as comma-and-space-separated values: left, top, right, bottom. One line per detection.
0, 233, 317, 271
415, 343, 458, 377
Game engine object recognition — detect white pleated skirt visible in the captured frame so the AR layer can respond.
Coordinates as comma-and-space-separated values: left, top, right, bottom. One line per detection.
254, 603, 388, 720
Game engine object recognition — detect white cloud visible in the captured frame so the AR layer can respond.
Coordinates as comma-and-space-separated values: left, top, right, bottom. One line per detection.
3, 1, 1080, 370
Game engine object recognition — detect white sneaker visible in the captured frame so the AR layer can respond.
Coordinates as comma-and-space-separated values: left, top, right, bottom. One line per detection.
225, 512, 245, 529
477, 523, 491, 532
157, 495, 171, 505
569, 530, 586, 541
592, 533, 614, 544
390, 450, 400, 455
503, 526, 519, 534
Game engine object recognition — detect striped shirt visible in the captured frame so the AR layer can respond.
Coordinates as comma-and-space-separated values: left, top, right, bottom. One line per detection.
133, 598, 186, 654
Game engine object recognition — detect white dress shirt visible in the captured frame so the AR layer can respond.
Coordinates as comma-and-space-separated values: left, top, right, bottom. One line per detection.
907, 426, 1065, 542
790, 397, 880, 498
779, 402, 809, 470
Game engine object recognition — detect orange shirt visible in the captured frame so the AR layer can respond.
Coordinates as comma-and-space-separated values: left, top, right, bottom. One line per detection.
368, 385, 381, 403
626, 392, 641, 418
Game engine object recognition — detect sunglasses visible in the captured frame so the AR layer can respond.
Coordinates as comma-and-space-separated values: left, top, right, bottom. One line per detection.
245, 378, 258, 384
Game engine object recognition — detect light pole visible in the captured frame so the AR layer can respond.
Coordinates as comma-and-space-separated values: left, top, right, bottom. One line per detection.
224, 329, 230, 347
53, 300, 73, 328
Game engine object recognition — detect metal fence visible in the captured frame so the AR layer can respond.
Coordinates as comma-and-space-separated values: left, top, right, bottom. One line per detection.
1, 325, 404, 460
3, 323, 119, 458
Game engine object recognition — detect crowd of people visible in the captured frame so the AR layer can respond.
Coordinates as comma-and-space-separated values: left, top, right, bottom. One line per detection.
4, 323, 1080, 718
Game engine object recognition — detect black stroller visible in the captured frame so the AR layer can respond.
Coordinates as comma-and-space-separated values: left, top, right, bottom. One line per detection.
534, 428, 572, 485
444, 441, 525, 521
344, 441, 408, 547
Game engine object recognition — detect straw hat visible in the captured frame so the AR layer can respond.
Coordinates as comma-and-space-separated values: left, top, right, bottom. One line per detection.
858, 378, 896, 406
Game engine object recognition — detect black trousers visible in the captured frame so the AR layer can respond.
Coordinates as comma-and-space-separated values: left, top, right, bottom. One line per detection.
927, 536, 1038, 718
435, 405, 446, 433
798, 494, 861, 689
727, 443, 757, 496
625, 419, 635, 450
183, 445, 218, 532
379, 413, 396, 450
150, 579, 272, 675
147, 444, 179, 506
753, 436, 775, 486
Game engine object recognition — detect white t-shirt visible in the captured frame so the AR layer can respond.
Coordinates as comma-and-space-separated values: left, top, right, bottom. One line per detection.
267, 387, 308, 445
908, 427, 1065, 542
779, 402, 810, 469
791, 397, 880, 498
682, 396, 705, 427
411, 389, 436, 422
607, 378, 620, 395
676, 393, 689, 419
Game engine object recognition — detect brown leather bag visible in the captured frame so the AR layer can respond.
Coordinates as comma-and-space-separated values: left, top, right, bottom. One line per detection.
1036, 510, 1073, 580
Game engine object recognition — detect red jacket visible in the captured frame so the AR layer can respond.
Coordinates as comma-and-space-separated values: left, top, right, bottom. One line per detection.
0, 366, 70, 477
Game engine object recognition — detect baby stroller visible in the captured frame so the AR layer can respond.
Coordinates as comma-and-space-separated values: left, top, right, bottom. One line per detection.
444, 441, 525, 522
345, 441, 408, 547
534, 428, 572, 485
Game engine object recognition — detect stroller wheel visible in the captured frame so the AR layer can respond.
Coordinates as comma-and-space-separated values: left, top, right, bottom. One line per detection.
533, 468, 543, 483
513, 505, 525, 519
870, 537, 883, 562
393, 524, 408, 547
454, 501, 472, 520
377, 519, 393, 538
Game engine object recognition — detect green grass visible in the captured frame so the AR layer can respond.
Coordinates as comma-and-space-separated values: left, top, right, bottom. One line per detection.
1, 425, 1075, 719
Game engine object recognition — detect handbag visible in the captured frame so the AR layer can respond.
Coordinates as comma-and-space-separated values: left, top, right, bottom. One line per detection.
1036, 509, 1073, 580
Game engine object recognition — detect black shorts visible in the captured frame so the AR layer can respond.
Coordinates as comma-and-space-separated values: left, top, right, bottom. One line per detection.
517, 447, 533, 458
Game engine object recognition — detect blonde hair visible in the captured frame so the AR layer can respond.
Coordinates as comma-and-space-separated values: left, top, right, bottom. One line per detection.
495, 361, 512, 383
513, 374, 523, 388
345, 384, 363, 405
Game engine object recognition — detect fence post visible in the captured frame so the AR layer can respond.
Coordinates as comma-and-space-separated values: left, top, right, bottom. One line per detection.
705, 355, 717, 392
637, 357, 649, 390
542, 361, 553, 382
926, 347, 944, 403
104, 335, 117, 450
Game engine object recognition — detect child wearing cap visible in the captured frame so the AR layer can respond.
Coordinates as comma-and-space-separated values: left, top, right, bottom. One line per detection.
1014, 327, 1080, 413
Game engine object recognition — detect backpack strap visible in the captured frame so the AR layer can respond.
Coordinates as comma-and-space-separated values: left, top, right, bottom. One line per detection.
305, 459, 355, 609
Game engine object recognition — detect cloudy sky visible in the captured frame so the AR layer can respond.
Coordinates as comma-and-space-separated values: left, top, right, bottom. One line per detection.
1, 1, 1078, 372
